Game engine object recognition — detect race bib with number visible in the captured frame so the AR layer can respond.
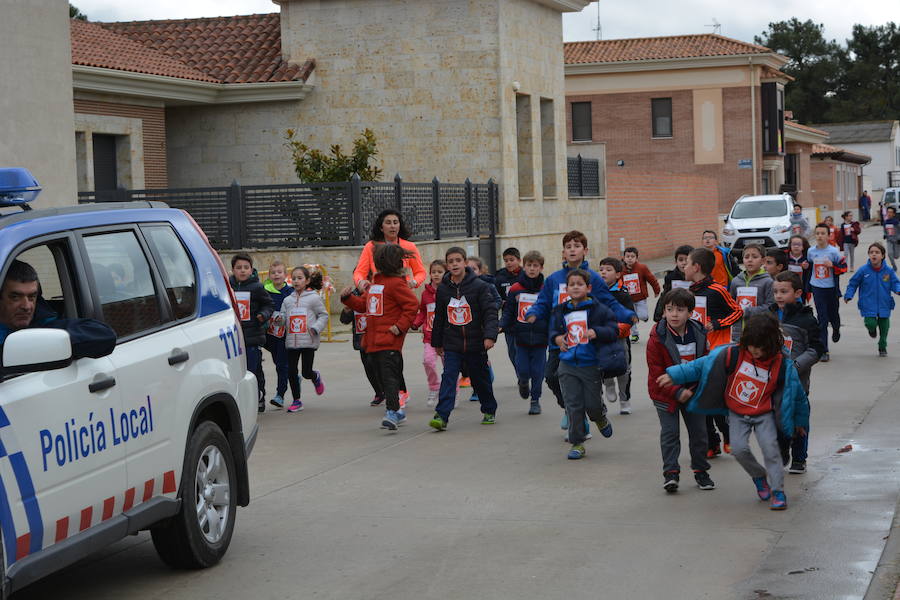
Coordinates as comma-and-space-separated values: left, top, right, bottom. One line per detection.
623, 273, 640, 295
425, 302, 435, 332
517, 293, 537, 323
564, 310, 589, 347
671, 280, 692, 290
557, 283, 570, 305
791, 224, 802, 235
788, 264, 803, 273
813, 259, 831, 280
783, 335, 793, 353
448, 296, 473, 326
726, 361, 770, 410
267, 313, 285, 338
843, 224, 853, 236
354, 312, 368, 333
288, 307, 308, 334
235, 291, 251, 322
676, 342, 696, 363
691, 295, 707, 324
367, 284, 384, 316
887, 224, 896, 236
736, 286, 758, 309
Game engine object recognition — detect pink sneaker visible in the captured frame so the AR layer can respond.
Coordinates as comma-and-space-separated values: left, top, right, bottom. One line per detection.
399, 390, 409, 409
287, 399, 303, 413
313, 371, 325, 395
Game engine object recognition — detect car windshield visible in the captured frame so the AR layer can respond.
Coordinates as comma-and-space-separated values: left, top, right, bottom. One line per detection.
731, 200, 787, 219
886, 191, 896, 203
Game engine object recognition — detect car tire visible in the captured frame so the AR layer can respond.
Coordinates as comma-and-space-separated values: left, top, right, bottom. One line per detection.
151, 421, 237, 569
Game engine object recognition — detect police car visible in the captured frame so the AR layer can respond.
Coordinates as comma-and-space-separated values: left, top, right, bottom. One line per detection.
0, 168, 258, 596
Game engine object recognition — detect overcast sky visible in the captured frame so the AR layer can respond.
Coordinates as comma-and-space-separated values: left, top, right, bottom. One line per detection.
75, 0, 894, 46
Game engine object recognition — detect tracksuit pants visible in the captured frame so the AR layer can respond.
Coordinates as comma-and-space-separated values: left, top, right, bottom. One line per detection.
656, 404, 709, 474
729, 411, 784, 492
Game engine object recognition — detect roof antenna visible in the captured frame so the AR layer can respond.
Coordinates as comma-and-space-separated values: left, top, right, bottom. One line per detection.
705, 18, 722, 35
592, 1, 602, 40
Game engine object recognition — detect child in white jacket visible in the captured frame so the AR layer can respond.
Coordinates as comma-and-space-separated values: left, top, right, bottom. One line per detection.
281, 266, 330, 412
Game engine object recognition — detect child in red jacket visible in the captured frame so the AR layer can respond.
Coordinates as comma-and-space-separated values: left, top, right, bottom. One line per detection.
622, 246, 661, 343
412, 259, 447, 406
341, 244, 419, 431
646, 288, 713, 493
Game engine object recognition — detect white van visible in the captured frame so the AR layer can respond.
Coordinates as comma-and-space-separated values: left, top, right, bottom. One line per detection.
721, 194, 794, 255
883, 188, 899, 210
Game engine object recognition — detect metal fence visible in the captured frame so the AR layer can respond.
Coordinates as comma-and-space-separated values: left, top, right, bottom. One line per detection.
78, 173, 499, 251
567, 154, 604, 197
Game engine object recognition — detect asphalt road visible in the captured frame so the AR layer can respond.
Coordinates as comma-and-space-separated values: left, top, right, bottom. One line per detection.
16, 227, 900, 600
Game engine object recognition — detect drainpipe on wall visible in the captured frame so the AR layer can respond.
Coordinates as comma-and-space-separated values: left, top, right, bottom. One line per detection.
749, 57, 758, 195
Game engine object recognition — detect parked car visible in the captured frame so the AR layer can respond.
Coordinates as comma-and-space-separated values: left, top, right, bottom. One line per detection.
721, 193, 795, 255
0, 168, 258, 597
883, 188, 899, 210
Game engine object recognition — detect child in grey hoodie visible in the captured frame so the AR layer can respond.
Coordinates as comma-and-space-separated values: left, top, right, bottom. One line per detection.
281, 266, 330, 412
729, 244, 774, 342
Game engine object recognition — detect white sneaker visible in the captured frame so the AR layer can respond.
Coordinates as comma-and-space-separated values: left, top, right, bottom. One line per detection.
427, 390, 438, 407
619, 400, 632, 415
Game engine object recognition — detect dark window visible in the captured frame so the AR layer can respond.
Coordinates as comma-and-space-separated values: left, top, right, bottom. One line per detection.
143, 225, 197, 320
761, 83, 785, 155
785, 154, 799, 187
571, 102, 592, 142
651, 98, 672, 138
92, 134, 118, 191
83, 231, 163, 339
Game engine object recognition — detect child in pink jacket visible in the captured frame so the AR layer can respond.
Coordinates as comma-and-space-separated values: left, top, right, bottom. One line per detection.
413, 260, 446, 406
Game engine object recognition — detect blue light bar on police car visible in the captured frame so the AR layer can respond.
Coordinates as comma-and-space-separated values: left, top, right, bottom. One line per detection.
0, 167, 41, 208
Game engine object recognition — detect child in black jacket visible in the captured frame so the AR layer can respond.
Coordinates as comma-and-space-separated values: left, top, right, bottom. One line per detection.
430, 247, 499, 431
229, 253, 274, 412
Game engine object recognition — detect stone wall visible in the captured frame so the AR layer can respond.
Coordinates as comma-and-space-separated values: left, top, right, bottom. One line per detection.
0, 0, 77, 207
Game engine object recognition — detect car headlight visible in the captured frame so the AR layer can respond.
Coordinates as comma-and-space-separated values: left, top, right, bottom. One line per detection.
772, 226, 790, 234
723, 227, 736, 236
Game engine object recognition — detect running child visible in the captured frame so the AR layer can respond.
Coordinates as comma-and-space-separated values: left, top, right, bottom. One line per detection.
263, 260, 294, 408
836, 211, 861, 271
339, 291, 383, 406
464, 256, 500, 402
808, 223, 846, 361
787, 235, 811, 299
646, 288, 713, 492
412, 259, 447, 406
653, 244, 694, 322
282, 266, 330, 413
494, 247, 522, 372
549, 269, 619, 459
597, 257, 635, 414
341, 244, 419, 430
229, 253, 274, 412
844, 242, 900, 357
621, 246, 660, 342
658, 312, 810, 510
729, 243, 774, 341
768, 271, 823, 474
524, 231, 635, 431
500, 250, 548, 415
765, 248, 788, 279
429, 247, 500, 431
883, 207, 900, 270
684, 247, 743, 457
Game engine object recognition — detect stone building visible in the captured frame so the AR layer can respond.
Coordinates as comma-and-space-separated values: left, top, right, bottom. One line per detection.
69, 0, 600, 271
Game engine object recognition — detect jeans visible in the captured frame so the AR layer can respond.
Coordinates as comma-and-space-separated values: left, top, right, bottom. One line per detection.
504, 331, 518, 371
435, 350, 497, 421
811, 286, 841, 351
656, 405, 709, 474
246, 345, 263, 401
544, 350, 564, 409
263, 334, 289, 397
286, 347, 317, 399
558, 361, 606, 445
514, 345, 547, 403
729, 411, 784, 491
370, 350, 405, 412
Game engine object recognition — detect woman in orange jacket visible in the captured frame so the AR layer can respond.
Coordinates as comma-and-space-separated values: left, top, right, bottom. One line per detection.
353, 209, 427, 291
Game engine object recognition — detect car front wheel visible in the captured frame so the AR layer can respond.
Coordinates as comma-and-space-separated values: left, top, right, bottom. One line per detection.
151, 421, 238, 568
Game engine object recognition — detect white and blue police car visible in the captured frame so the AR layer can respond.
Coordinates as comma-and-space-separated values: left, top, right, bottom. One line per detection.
0, 168, 258, 596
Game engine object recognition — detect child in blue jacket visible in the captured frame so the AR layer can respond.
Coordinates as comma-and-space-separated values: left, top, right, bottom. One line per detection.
657, 312, 809, 510
844, 242, 900, 357
549, 269, 620, 460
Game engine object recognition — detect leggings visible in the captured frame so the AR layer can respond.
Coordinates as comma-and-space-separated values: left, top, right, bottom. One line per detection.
287, 348, 317, 399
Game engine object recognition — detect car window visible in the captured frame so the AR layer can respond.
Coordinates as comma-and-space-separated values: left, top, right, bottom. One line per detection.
732, 200, 788, 219
82, 230, 164, 339
886, 191, 896, 203
143, 225, 197, 320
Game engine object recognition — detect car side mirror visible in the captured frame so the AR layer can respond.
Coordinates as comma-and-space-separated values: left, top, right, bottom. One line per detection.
723, 216, 729, 223
2, 328, 73, 375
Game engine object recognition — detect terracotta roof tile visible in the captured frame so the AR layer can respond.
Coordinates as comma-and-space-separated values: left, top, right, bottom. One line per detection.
565, 33, 773, 64
71, 19, 218, 82
72, 13, 314, 84
785, 121, 829, 137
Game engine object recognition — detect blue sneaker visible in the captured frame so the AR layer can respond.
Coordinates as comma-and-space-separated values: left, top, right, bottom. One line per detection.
567, 444, 586, 460
381, 410, 399, 431
598, 416, 613, 438
269, 395, 284, 408
561, 413, 569, 430
752, 476, 771, 501
469, 392, 480, 402
396, 410, 407, 425
770, 489, 787, 510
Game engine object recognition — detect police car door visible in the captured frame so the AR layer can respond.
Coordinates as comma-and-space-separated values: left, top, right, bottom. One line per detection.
0, 239, 126, 565
79, 227, 189, 509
